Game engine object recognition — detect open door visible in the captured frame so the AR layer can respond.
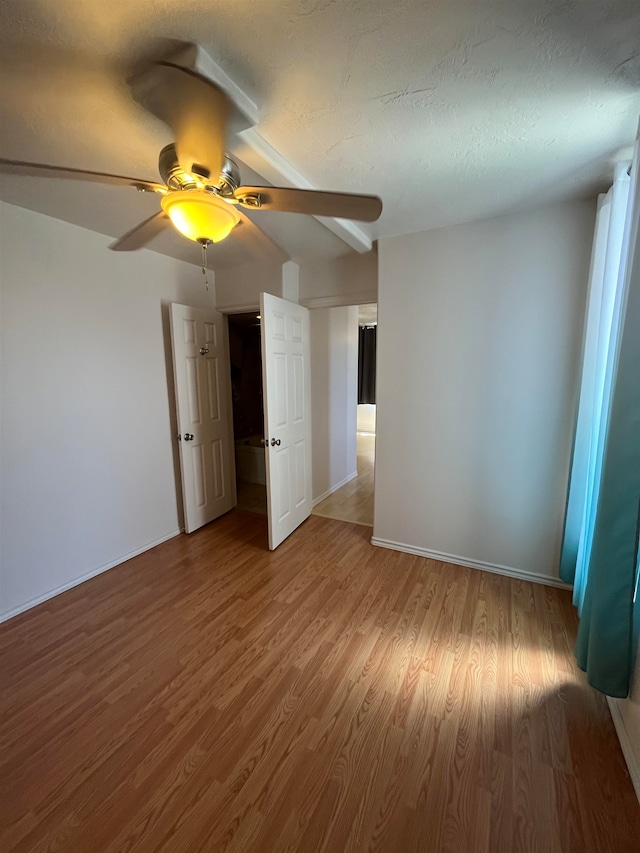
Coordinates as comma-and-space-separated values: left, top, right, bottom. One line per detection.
170, 303, 236, 533
261, 293, 312, 549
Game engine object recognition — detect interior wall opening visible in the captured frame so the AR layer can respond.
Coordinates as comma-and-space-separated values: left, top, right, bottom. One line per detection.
227, 310, 267, 516
356, 308, 377, 522
312, 303, 376, 527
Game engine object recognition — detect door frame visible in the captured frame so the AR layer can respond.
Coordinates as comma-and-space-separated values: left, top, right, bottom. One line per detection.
220, 299, 377, 542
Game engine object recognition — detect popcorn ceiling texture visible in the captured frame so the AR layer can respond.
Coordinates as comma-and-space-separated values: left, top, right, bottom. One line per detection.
0, 0, 638, 256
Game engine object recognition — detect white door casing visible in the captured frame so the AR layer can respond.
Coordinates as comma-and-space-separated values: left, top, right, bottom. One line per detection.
261, 293, 312, 549
170, 303, 236, 533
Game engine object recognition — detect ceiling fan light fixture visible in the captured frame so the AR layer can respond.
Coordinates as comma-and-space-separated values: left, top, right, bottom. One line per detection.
161, 190, 239, 243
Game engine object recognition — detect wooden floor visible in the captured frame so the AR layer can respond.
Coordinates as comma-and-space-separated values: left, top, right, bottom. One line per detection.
313, 432, 375, 526
236, 480, 267, 516
1, 511, 639, 853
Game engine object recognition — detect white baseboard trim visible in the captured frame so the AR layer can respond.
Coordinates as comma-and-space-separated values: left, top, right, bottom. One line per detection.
369, 537, 572, 589
607, 696, 640, 803
0, 529, 182, 624
312, 470, 358, 507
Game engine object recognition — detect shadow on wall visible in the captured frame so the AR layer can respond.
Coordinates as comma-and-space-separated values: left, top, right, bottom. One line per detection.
172, 261, 211, 304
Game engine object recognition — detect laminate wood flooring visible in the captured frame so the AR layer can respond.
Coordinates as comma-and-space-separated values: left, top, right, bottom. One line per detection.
313, 433, 375, 527
1, 511, 638, 852
236, 481, 267, 516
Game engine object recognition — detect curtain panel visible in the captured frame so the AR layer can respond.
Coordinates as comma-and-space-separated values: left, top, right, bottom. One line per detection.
358, 326, 377, 405
560, 150, 640, 697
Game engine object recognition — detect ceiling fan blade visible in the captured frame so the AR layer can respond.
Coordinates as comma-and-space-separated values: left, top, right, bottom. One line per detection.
0, 158, 165, 193
130, 63, 228, 182
231, 209, 290, 264
233, 186, 383, 222
110, 211, 170, 252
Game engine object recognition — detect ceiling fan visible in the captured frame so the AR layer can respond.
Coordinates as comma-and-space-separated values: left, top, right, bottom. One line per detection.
0, 59, 383, 257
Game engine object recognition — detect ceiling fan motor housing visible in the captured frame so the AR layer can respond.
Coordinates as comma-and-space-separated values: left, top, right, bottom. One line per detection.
158, 143, 240, 197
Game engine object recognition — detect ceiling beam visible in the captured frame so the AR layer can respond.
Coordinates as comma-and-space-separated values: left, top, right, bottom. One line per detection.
164, 42, 373, 254
233, 129, 373, 253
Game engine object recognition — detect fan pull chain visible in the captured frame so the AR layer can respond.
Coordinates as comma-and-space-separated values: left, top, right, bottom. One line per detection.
201, 240, 209, 291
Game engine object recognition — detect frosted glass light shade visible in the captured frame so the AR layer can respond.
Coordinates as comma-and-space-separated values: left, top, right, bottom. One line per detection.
161, 190, 239, 243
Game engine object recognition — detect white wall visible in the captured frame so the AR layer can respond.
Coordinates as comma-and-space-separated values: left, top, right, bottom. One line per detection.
299, 249, 377, 307
612, 638, 640, 796
373, 199, 595, 583
0, 201, 213, 620
310, 306, 358, 502
215, 260, 285, 312
357, 404, 376, 433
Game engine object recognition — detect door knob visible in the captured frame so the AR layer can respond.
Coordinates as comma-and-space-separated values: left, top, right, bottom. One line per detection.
184, 433, 194, 441
270, 438, 281, 447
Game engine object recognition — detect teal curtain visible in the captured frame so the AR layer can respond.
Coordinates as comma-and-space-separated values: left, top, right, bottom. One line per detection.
560, 149, 640, 698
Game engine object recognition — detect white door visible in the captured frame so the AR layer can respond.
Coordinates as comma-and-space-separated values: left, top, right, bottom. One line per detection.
261, 293, 312, 550
170, 303, 236, 533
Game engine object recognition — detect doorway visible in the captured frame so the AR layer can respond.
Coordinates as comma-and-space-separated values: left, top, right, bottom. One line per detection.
225, 295, 313, 549
312, 303, 376, 527
227, 311, 267, 516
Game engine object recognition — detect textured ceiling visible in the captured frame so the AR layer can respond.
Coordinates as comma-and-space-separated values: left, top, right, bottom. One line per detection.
0, 0, 639, 267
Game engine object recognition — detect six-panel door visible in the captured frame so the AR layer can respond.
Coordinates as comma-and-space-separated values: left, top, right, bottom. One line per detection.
170, 303, 236, 533
261, 292, 312, 549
